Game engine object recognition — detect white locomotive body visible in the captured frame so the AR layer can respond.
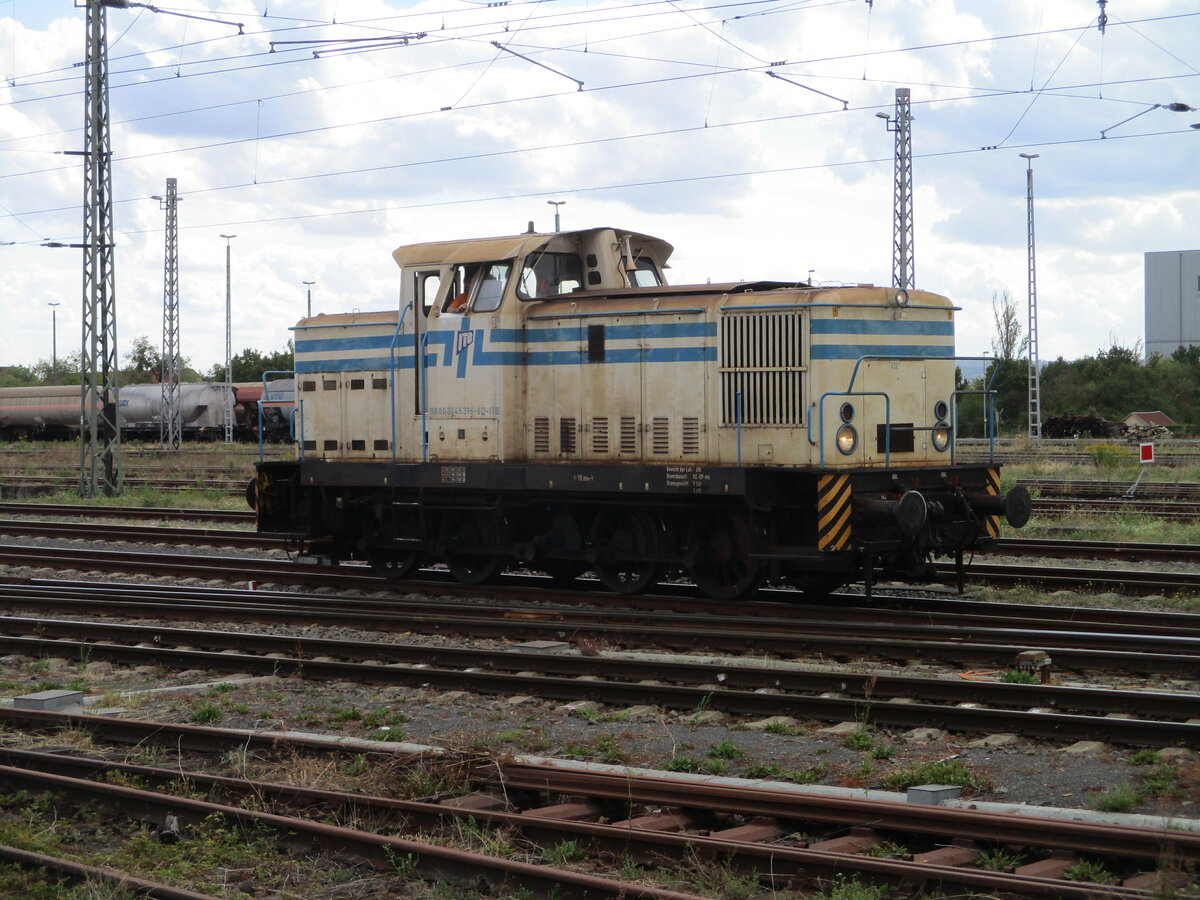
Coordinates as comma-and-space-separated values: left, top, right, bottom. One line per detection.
256, 226, 1029, 598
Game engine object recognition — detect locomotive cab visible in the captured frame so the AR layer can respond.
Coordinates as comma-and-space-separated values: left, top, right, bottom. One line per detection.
257, 224, 1028, 600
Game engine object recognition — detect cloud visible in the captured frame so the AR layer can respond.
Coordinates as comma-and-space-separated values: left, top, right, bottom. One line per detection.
1, 0, 1198, 374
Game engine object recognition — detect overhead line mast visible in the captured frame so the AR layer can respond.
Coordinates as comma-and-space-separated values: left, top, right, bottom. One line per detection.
78, 0, 122, 497
157, 177, 181, 451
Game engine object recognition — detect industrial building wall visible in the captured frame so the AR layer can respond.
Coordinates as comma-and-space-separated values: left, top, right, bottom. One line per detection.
1146, 249, 1200, 359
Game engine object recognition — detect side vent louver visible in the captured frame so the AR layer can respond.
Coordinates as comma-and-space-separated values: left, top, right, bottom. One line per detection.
619, 417, 637, 455
651, 417, 670, 455
533, 417, 550, 453
560, 417, 577, 454
719, 310, 805, 426
682, 417, 700, 455
592, 417, 609, 455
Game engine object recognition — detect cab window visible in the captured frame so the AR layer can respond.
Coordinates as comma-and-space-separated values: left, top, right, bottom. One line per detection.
627, 257, 662, 287
518, 251, 583, 299
443, 262, 511, 314
416, 270, 441, 317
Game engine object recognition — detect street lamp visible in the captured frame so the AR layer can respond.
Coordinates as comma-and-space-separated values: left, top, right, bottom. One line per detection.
1099, 101, 1197, 138
303, 280, 315, 318
48, 301, 61, 377
1019, 153, 1041, 442
547, 200, 565, 233
219, 234, 237, 443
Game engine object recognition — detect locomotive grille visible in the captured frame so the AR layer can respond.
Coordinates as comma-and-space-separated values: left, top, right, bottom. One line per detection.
619, 417, 637, 455
651, 417, 670, 455
592, 417, 609, 455
682, 417, 700, 455
560, 417, 577, 454
719, 311, 805, 426
533, 417, 550, 454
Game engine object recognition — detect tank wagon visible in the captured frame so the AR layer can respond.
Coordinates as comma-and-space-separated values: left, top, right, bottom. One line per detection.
253, 225, 1030, 599
0, 382, 284, 441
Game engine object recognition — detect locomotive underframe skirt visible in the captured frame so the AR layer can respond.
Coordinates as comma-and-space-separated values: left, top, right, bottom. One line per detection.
256, 458, 1002, 578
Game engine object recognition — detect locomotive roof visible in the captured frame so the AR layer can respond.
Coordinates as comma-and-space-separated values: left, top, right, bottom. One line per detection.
391, 227, 673, 268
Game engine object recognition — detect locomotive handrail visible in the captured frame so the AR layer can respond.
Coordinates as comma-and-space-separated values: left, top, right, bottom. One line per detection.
840, 354, 1002, 463
420, 332, 432, 463
389, 302, 413, 463
258, 370, 297, 463
816, 390, 891, 466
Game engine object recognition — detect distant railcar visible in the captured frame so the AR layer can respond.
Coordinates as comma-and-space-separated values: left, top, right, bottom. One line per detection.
254, 225, 1030, 599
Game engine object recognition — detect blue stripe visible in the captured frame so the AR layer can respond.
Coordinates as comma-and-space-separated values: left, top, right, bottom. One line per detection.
298, 321, 717, 354
811, 319, 954, 336
809, 344, 955, 359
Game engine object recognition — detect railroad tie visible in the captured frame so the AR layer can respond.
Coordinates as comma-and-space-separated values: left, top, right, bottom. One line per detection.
708, 820, 784, 843
1012, 853, 1079, 879
610, 810, 694, 832
806, 826, 880, 854
521, 801, 601, 821
912, 841, 981, 867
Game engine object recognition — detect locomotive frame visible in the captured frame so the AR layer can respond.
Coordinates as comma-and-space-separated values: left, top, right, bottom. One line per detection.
254, 225, 1029, 600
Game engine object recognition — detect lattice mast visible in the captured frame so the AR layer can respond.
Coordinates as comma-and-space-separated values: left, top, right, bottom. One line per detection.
1022, 154, 1042, 441
890, 87, 914, 289
222, 235, 235, 443
79, 0, 122, 497
158, 178, 182, 450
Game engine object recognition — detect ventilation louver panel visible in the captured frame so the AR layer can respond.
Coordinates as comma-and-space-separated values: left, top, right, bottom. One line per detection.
651, 417, 670, 455
533, 417, 550, 454
559, 417, 577, 454
719, 310, 805, 426
682, 417, 700, 455
592, 417, 609, 455
619, 417, 638, 455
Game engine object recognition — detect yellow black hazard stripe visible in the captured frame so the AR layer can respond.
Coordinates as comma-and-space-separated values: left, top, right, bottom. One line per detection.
983, 467, 1002, 539
817, 474, 852, 551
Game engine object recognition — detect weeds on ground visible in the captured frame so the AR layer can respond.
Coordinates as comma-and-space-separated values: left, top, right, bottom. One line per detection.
880, 759, 992, 794
1064, 859, 1116, 884
1088, 783, 1140, 812
977, 847, 1025, 871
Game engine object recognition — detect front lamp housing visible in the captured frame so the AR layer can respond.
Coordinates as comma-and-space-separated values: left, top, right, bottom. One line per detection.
836, 423, 858, 455
931, 423, 952, 452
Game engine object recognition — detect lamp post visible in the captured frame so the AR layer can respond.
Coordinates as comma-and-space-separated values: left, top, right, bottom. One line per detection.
547, 200, 565, 233
219, 234, 237, 443
48, 301, 61, 376
303, 280, 315, 318
1019, 153, 1041, 442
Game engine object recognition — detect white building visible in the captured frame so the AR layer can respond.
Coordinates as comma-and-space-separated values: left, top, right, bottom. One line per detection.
1145, 249, 1200, 359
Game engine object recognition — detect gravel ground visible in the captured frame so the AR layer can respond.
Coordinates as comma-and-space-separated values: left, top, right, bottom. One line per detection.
0, 534, 1198, 828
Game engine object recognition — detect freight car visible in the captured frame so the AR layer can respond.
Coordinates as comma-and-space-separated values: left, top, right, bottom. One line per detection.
253, 225, 1030, 599
0, 382, 294, 442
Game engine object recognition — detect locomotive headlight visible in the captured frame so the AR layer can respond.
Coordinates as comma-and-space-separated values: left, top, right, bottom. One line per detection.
894, 288, 910, 307
836, 423, 858, 455
931, 423, 951, 452
840, 402, 855, 423
933, 400, 949, 421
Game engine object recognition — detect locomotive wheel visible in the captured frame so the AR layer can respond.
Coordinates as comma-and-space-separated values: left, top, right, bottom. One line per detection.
592, 508, 660, 595
443, 510, 505, 585
686, 511, 762, 601
540, 509, 587, 585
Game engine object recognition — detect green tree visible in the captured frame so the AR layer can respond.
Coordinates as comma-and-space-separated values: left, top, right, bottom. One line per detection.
205, 341, 294, 383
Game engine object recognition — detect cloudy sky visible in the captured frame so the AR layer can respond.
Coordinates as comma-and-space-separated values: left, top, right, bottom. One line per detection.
1, 0, 1197, 377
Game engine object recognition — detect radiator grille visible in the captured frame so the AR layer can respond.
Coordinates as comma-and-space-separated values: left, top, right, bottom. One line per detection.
619, 417, 638, 455
533, 417, 550, 453
719, 310, 805, 426
591, 417, 609, 455
559, 417, 577, 454
682, 417, 700, 455
651, 417, 670, 455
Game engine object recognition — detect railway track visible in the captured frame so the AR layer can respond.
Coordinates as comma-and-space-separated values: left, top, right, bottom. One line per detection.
0, 606, 1196, 745
0, 708, 1194, 898
2, 509, 1200, 595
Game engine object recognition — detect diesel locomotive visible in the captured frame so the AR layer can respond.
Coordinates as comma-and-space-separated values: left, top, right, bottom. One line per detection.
253, 225, 1030, 599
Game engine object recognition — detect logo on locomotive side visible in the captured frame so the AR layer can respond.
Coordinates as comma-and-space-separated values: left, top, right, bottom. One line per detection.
454, 330, 475, 356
